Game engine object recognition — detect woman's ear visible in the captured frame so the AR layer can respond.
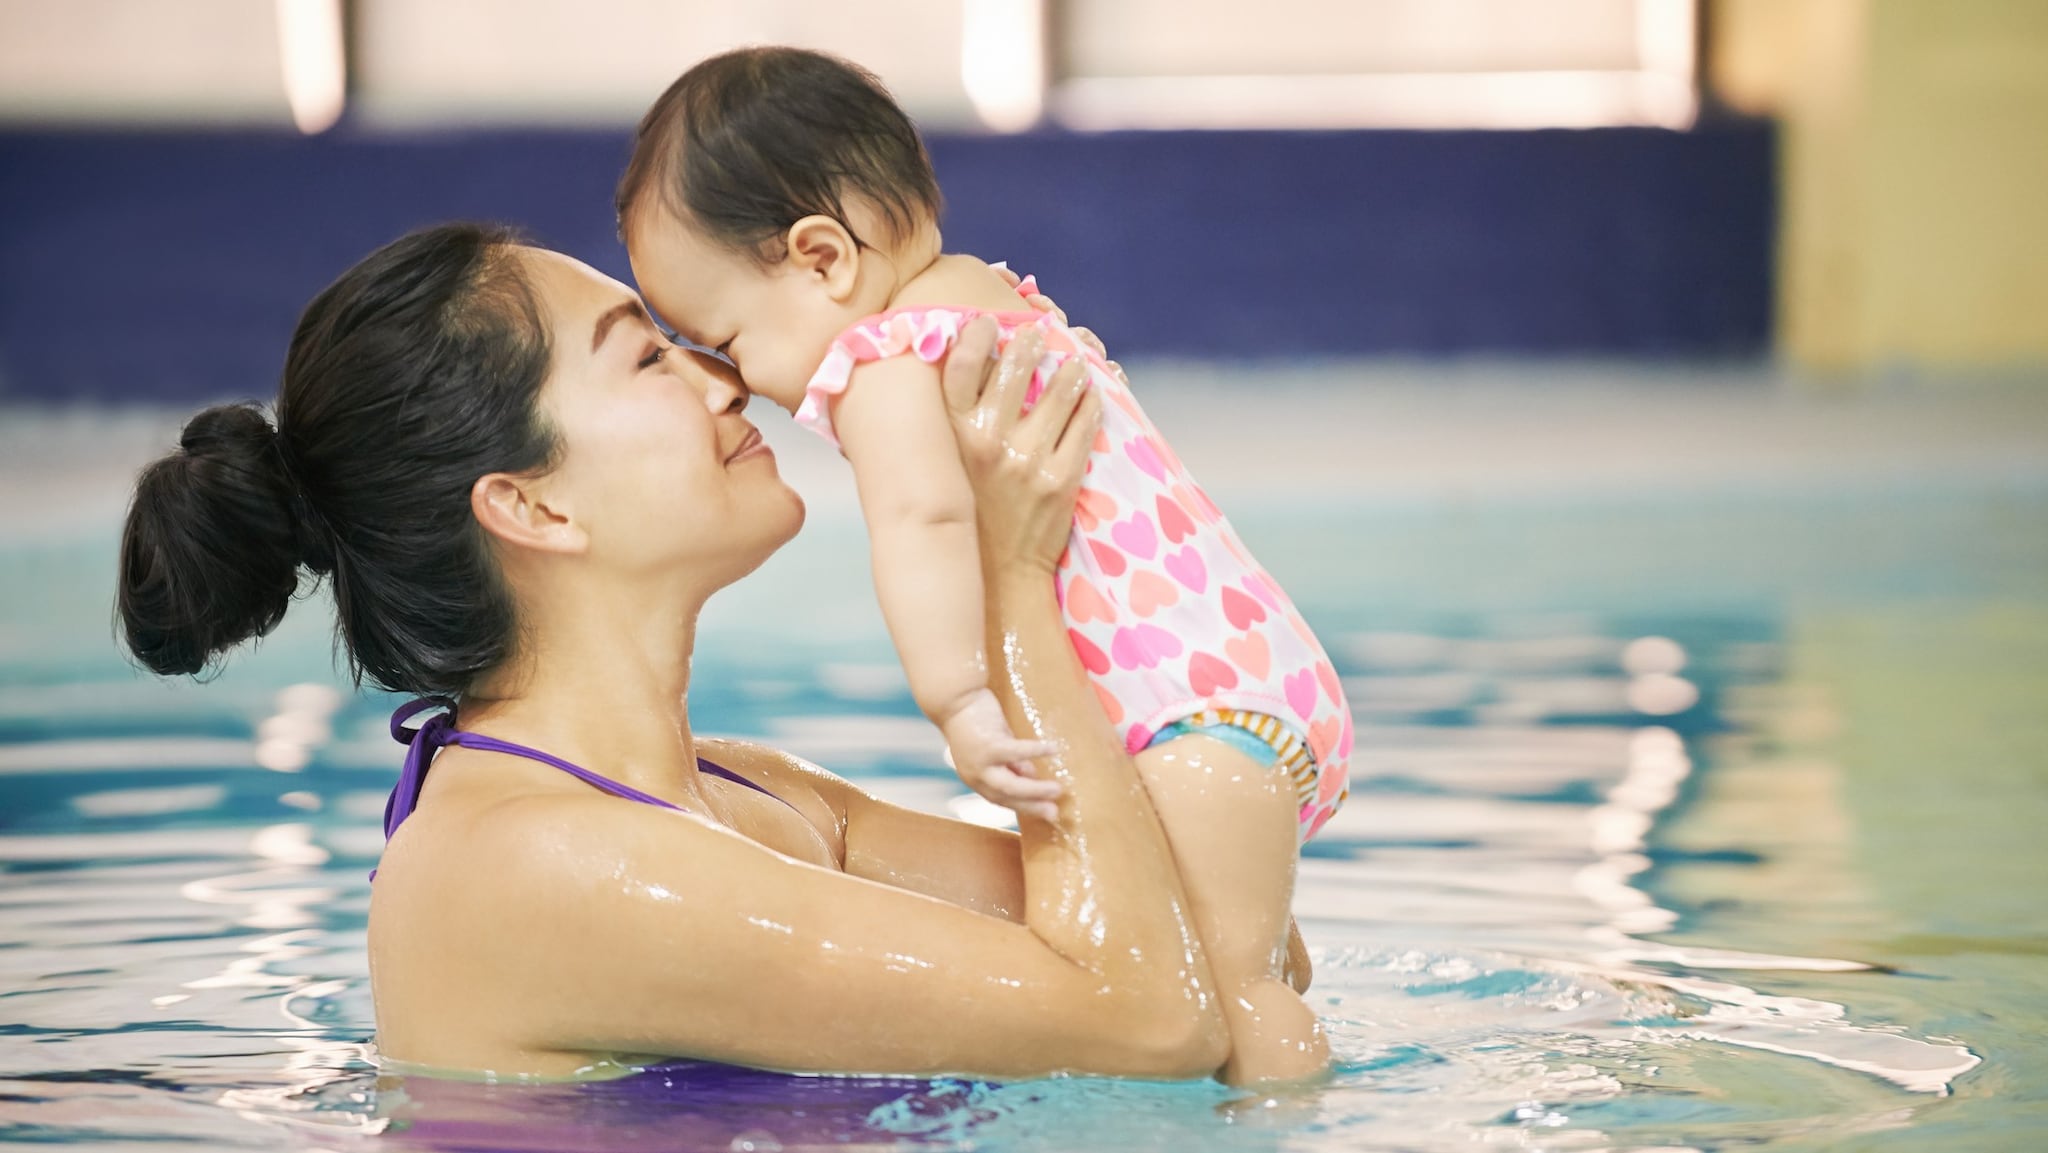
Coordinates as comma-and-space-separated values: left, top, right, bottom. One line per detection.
471, 472, 587, 556
783, 215, 861, 302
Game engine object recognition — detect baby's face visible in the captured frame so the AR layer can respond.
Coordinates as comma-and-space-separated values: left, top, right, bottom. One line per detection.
627, 208, 845, 414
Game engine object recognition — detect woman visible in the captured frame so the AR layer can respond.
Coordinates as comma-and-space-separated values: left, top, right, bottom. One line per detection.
118, 224, 1241, 1079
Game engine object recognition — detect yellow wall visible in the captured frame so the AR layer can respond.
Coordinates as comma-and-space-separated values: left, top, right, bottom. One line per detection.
1713, 0, 2048, 370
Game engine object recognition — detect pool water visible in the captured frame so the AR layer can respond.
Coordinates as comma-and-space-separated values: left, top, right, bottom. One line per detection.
3, 378, 2045, 1151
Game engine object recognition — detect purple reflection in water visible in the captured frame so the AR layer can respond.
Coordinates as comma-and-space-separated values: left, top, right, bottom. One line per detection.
373, 1059, 1001, 1152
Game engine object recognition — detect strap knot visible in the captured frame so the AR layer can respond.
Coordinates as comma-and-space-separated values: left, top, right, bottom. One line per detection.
389, 696, 456, 746
380, 698, 460, 849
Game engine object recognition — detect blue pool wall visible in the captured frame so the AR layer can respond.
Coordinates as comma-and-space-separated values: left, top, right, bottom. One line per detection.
0, 121, 1774, 403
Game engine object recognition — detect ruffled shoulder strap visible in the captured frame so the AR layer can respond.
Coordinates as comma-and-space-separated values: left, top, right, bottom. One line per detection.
793, 266, 1050, 447
793, 308, 978, 448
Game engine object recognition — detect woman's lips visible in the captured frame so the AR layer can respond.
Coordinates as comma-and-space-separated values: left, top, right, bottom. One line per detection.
724, 427, 771, 465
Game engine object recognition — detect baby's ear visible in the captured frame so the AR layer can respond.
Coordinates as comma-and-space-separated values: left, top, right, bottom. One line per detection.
783, 215, 861, 301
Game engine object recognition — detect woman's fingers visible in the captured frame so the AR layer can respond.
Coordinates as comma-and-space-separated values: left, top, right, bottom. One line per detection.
990, 264, 1070, 326
1024, 294, 1069, 325
1016, 357, 1091, 457
978, 325, 1044, 435
1052, 388, 1104, 479
942, 316, 1002, 417
1070, 325, 1107, 360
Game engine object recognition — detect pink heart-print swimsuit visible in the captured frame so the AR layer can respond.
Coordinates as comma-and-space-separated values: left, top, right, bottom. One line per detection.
797, 282, 1352, 843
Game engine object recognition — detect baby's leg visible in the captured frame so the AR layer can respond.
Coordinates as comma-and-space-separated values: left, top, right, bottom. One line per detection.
1131, 734, 1330, 1085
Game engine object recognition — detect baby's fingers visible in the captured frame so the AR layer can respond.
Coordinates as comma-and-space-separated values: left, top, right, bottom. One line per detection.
991, 737, 1058, 768
1014, 800, 1061, 823
980, 765, 1064, 802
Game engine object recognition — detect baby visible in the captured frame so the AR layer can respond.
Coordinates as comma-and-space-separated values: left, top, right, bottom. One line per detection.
618, 47, 1350, 1083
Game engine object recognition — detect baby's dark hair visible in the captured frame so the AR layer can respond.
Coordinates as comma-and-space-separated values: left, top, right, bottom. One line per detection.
616, 46, 942, 260
118, 223, 557, 697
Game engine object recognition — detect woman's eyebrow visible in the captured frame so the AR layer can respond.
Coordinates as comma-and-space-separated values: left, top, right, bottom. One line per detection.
590, 299, 654, 355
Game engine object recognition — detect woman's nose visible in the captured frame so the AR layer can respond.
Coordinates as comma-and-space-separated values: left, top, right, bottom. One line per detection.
706, 375, 749, 415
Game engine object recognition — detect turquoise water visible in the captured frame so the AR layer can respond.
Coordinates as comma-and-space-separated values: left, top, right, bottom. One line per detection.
3, 391, 2045, 1151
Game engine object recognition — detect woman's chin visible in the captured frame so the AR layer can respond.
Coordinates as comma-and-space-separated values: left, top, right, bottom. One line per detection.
748, 482, 807, 553
773, 487, 806, 538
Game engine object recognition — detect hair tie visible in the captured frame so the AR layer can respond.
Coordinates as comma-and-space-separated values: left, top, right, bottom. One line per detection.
271, 434, 337, 575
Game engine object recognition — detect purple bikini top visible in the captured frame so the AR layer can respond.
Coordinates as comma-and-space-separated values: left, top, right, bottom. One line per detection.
377, 699, 792, 874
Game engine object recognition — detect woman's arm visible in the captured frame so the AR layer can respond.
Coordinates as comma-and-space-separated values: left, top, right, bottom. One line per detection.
939, 322, 1209, 973
455, 794, 1220, 1078
784, 752, 1309, 979
731, 744, 1313, 973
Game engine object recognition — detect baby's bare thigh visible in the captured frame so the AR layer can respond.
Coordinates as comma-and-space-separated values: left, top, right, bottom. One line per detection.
1131, 734, 1301, 965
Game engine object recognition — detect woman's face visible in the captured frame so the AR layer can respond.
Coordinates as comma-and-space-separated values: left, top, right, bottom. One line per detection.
518, 247, 803, 587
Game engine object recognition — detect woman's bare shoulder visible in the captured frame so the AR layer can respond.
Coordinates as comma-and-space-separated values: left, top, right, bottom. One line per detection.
696, 738, 866, 801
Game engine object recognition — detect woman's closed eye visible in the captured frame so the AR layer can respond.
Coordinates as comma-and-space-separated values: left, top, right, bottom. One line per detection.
638, 340, 674, 370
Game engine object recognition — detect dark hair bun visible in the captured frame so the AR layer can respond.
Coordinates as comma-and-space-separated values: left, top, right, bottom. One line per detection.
118, 223, 552, 694
119, 403, 304, 675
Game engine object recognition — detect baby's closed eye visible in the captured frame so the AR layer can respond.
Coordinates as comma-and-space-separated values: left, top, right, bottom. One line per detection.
685, 335, 737, 365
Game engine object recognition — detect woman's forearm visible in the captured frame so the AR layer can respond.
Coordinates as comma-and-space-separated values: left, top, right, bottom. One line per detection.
985, 566, 1223, 1031
932, 317, 1218, 1060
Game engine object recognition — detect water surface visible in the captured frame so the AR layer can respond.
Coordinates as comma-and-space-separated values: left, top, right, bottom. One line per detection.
3, 383, 2043, 1150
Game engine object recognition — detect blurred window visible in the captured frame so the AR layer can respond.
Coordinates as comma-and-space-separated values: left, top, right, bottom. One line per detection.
1054, 0, 1697, 129
0, 0, 295, 126
352, 0, 979, 127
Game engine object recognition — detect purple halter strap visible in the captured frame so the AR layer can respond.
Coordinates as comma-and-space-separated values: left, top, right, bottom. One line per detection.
378, 698, 792, 869
381, 698, 689, 841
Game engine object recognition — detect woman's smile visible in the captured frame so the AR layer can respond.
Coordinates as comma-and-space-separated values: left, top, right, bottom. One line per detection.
724, 425, 772, 466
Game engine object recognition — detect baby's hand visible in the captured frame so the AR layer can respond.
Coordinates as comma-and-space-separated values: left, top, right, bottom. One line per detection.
940, 688, 1062, 822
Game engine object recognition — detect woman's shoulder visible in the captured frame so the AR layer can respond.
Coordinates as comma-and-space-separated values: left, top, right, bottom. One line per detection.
695, 738, 865, 823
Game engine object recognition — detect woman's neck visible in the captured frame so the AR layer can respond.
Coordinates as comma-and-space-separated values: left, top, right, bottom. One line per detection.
462, 582, 713, 810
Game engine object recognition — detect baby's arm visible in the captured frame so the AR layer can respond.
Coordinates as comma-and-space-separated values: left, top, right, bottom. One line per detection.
834, 353, 1061, 817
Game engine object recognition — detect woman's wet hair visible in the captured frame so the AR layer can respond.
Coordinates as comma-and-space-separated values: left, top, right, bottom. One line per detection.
118, 222, 556, 696
615, 45, 942, 259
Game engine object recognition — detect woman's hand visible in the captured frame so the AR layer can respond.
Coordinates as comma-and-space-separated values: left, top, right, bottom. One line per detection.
941, 319, 1101, 576
991, 265, 1128, 385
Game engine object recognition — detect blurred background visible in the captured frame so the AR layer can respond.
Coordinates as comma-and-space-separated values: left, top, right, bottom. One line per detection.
2, 0, 2046, 393
2, 3, 2046, 1149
